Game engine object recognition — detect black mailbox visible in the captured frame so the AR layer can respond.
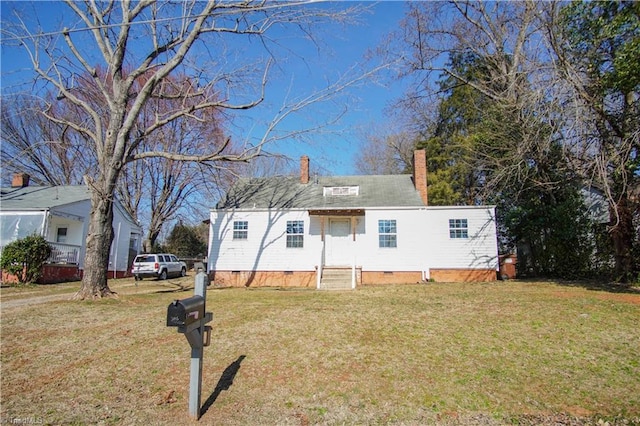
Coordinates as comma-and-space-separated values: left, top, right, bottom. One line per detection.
167, 296, 205, 327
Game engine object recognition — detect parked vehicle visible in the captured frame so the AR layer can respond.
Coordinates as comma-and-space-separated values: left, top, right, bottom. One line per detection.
131, 253, 187, 280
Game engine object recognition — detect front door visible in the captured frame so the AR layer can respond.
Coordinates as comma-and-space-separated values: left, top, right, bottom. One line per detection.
325, 219, 351, 266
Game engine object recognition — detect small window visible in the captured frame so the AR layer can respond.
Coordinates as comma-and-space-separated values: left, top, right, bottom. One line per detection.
56, 227, 68, 243
378, 219, 397, 248
323, 186, 359, 196
449, 219, 468, 239
233, 221, 248, 240
286, 220, 304, 248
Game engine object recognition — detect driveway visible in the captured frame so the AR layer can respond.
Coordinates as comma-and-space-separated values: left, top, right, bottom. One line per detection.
0, 276, 194, 310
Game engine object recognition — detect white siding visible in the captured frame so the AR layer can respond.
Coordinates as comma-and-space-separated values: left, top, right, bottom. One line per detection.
110, 218, 130, 274
423, 207, 499, 272
209, 206, 498, 275
355, 209, 429, 271
209, 210, 322, 271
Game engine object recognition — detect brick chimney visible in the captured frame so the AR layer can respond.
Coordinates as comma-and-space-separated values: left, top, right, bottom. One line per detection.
300, 155, 310, 184
11, 173, 30, 188
413, 150, 428, 206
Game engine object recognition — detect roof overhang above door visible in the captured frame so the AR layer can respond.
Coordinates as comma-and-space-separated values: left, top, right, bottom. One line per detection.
308, 209, 365, 216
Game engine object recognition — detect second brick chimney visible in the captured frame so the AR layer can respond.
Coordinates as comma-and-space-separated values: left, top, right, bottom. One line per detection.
300, 155, 310, 184
12, 173, 30, 188
413, 150, 428, 206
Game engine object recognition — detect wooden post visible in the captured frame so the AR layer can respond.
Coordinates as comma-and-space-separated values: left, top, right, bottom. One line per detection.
351, 217, 356, 241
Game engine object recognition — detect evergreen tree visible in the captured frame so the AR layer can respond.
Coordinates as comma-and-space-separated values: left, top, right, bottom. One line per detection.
164, 222, 207, 258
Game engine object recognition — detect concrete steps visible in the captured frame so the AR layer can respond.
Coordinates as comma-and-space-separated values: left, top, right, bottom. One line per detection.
320, 268, 353, 290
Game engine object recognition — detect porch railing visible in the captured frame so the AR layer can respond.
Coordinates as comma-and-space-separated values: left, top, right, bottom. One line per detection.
47, 242, 81, 264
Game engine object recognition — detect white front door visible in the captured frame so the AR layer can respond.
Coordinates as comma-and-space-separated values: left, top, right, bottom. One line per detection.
326, 219, 351, 266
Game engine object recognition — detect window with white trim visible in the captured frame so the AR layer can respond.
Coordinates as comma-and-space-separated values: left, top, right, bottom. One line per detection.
449, 219, 468, 238
233, 221, 248, 240
323, 186, 359, 196
378, 219, 397, 248
56, 227, 68, 243
286, 220, 304, 248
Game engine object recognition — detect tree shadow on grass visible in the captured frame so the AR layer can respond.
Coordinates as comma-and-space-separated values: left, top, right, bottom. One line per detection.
144, 279, 193, 294
200, 355, 246, 416
552, 279, 640, 295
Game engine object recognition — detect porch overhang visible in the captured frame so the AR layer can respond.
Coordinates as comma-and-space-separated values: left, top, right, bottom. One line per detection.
308, 208, 365, 216
308, 209, 364, 242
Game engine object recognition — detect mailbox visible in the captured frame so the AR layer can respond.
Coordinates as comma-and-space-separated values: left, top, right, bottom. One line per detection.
166, 271, 214, 419
167, 295, 205, 328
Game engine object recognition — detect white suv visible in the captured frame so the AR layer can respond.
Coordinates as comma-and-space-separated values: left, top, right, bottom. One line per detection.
131, 253, 187, 281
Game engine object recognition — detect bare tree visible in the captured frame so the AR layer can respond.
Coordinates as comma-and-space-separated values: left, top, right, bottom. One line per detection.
1, 94, 94, 185
2, 72, 233, 258
384, 0, 638, 280
389, 1, 563, 197
354, 126, 414, 175
115, 73, 233, 253
544, 1, 639, 281
2, 0, 378, 299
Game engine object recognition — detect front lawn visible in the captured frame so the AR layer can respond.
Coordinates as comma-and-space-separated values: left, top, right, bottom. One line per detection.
1, 280, 638, 425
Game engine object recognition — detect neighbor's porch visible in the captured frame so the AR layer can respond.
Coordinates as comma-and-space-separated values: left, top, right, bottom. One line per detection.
46, 241, 81, 265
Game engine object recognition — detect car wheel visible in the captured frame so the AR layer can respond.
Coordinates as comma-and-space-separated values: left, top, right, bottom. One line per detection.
159, 270, 167, 280
181, 267, 186, 277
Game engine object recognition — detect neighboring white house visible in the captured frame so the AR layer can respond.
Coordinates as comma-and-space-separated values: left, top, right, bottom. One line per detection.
207, 150, 499, 289
0, 173, 142, 282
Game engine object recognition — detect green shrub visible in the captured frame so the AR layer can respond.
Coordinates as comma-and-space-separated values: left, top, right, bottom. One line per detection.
0, 235, 52, 284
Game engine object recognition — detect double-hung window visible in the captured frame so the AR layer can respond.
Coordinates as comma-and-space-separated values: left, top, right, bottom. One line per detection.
56, 227, 68, 243
233, 221, 248, 240
449, 219, 468, 239
286, 220, 304, 248
378, 219, 397, 248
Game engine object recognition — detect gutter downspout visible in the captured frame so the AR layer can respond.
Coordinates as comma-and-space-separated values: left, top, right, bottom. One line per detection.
42, 209, 50, 239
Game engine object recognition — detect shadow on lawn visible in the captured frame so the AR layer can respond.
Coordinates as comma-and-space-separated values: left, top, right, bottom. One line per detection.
552, 279, 640, 295
141, 279, 193, 294
200, 355, 246, 416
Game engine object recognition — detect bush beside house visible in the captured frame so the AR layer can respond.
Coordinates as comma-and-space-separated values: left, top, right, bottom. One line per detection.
0, 235, 52, 285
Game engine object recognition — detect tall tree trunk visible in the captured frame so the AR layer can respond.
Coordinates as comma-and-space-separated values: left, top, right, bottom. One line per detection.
610, 195, 635, 283
75, 192, 116, 299
143, 228, 161, 253
75, 116, 125, 299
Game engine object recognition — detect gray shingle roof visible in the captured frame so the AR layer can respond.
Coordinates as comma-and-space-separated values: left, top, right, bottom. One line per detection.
0, 186, 91, 210
217, 175, 426, 210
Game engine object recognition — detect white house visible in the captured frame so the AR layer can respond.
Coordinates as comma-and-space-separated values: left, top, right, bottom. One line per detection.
0, 173, 142, 282
207, 150, 499, 289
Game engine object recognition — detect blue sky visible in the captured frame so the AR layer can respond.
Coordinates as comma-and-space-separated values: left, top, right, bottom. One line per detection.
1, 1, 412, 176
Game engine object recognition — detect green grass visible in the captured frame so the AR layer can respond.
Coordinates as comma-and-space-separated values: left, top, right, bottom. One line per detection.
1, 279, 639, 425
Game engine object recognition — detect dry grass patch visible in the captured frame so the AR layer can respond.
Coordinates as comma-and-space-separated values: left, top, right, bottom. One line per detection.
1, 280, 639, 425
